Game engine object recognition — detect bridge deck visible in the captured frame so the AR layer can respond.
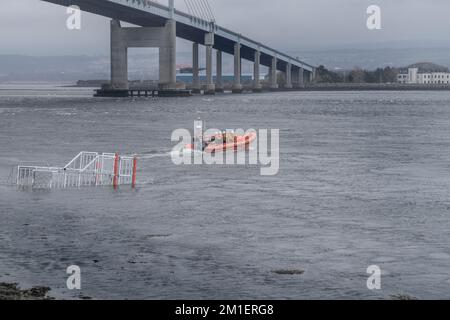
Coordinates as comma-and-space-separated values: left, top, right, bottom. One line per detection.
42, 0, 313, 71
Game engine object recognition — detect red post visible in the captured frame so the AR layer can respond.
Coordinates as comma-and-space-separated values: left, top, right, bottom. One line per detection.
113, 153, 120, 189
95, 160, 101, 186
131, 156, 137, 189
245, 134, 250, 150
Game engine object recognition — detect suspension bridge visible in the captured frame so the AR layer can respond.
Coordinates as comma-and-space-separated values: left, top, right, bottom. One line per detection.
42, 0, 316, 96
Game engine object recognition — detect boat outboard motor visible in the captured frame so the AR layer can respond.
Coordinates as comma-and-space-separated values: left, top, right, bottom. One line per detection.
194, 119, 204, 152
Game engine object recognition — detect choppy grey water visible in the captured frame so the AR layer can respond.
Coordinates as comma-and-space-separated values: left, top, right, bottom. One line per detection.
1, 84, 450, 299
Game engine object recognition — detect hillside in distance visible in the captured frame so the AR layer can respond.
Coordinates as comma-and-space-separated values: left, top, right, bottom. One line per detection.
1, 44, 450, 82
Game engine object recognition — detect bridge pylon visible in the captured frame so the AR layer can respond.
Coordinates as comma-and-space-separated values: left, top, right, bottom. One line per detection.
108, 17, 180, 95
232, 42, 243, 94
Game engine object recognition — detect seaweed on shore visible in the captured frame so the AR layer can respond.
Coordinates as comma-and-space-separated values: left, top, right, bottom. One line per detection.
390, 294, 418, 300
0, 282, 54, 300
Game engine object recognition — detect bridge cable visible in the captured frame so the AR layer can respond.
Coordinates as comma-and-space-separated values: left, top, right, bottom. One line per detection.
188, 0, 204, 20
196, 0, 210, 20
202, 0, 215, 22
183, 0, 195, 17
200, 0, 215, 22
183, 0, 215, 22
193, 0, 208, 21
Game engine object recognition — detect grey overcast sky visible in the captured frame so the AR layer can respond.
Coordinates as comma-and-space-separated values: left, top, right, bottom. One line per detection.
1, 0, 450, 55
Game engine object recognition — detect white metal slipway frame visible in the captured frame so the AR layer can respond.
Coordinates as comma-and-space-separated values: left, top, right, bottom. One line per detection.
16, 152, 137, 189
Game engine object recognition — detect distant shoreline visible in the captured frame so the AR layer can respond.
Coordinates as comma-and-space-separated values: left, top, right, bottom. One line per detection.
299, 83, 450, 91
65, 80, 450, 92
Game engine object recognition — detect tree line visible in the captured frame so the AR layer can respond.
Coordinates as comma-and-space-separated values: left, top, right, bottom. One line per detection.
314, 65, 399, 84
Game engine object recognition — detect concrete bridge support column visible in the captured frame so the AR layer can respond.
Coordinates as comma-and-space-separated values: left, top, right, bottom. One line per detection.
215, 51, 223, 92
270, 56, 278, 90
111, 20, 129, 90
109, 18, 178, 91
298, 67, 305, 88
310, 67, 316, 84
204, 33, 215, 95
253, 50, 262, 92
192, 43, 201, 93
159, 19, 177, 90
232, 43, 243, 93
291, 67, 299, 88
285, 62, 293, 89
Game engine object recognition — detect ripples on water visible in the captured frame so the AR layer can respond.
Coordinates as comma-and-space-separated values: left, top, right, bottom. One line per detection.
1, 84, 450, 299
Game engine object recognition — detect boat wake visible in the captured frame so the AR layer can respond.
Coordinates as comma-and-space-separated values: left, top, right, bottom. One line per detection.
137, 152, 172, 160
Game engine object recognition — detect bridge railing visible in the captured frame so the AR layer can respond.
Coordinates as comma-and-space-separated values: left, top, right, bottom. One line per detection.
214, 25, 314, 70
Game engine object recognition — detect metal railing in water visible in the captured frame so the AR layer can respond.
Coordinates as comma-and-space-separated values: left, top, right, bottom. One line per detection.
16, 152, 137, 189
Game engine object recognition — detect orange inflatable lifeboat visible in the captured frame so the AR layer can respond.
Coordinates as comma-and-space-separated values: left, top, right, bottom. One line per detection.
185, 131, 257, 153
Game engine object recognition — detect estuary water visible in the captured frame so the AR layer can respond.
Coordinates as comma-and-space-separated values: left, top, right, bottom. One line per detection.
1, 84, 450, 299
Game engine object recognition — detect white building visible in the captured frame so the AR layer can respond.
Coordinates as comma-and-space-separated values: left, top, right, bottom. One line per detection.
398, 67, 450, 84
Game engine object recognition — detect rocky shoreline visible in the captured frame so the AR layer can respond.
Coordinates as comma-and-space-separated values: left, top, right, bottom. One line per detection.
0, 283, 54, 300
